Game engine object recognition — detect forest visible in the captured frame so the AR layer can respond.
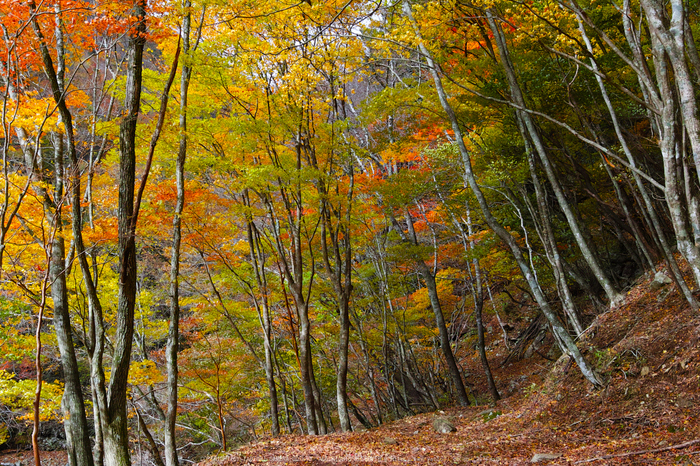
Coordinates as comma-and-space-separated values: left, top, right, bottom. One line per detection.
1, 0, 699, 464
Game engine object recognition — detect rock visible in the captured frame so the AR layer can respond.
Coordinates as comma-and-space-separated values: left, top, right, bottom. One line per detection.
531, 453, 563, 462
649, 271, 672, 290
433, 417, 457, 433
381, 437, 398, 445
479, 409, 501, 421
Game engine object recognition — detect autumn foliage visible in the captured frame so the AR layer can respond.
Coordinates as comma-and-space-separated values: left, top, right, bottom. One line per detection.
1, 0, 699, 464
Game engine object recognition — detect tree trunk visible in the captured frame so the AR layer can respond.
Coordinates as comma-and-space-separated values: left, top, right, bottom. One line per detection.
297, 297, 318, 434
103, 3, 146, 465
650, 31, 700, 289
486, 10, 621, 307
47, 136, 94, 466
164, 3, 195, 463
318, 168, 354, 432
641, 0, 700, 185
26, 5, 96, 465
309, 355, 327, 434
464, 203, 500, 403
245, 217, 280, 435
575, 14, 699, 311
415, 259, 470, 406
262, 304, 281, 436
336, 297, 351, 431
517, 122, 584, 335
391, 210, 471, 407
42, 135, 92, 466
401, 0, 603, 386
352, 314, 382, 425
164, 4, 189, 464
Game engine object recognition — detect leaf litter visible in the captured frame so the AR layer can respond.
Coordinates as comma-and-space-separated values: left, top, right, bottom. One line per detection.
199, 267, 700, 465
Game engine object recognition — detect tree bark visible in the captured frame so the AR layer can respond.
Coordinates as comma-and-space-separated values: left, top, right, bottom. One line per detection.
319, 166, 354, 432
246, 217, 280, 435
575, 15, 699, 311
164, 4, 190, 465
46, 135, 93, 466
641, 0, 700, 184
394, 211, 471, 407
401, 0, 603, 386
102, 3, 146, 465
517, 121, 584, 335
486, 10, 622, 307
464, 204, 500, 403
26, 4, 96, 465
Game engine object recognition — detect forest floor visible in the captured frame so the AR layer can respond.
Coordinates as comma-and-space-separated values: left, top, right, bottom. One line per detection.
1, 268, 699, 466
198, 267, 700, 465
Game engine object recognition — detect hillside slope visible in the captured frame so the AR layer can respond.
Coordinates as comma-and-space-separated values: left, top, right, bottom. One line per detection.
197, 268, 700, 465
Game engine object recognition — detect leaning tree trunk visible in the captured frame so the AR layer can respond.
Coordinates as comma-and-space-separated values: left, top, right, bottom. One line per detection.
486, 10, 622, 307
639, 0, 700, 288
574, 15, 699, 311
649, 31, 700, 291
641, 0, 700, 184
401, 0, 603, 386
517, 119, 584, 335
398, 211, 471, 407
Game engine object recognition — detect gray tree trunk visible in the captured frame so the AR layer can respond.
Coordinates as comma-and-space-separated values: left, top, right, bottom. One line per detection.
318, 168, 354, 432
401, 0, 603, 386
649, 31, 700, 290
517, 120, 584, 335
641, 0, 700, 184
164, 3, 191, 465
463, 204, 500, 403
575, 15, 699, 311
246, 218, 280, 435
102, 3, 147, 465
26, 4, 96, 465
486, 10, 622, 307
47, 135, 94, 466
397, 210, 471, 406
265, 192, 318, 434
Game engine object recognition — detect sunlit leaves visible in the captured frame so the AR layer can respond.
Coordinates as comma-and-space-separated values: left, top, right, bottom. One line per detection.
128, 360, 165, 386
0, 370, 63, 422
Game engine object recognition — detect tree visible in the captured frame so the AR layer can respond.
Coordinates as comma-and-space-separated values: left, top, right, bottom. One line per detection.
399, 0, 603, 386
